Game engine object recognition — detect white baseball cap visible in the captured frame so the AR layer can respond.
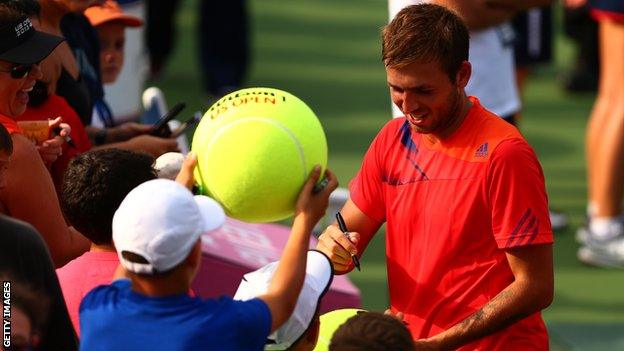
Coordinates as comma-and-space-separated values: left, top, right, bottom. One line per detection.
112, 179, 225, 274
234, 250, 334, 350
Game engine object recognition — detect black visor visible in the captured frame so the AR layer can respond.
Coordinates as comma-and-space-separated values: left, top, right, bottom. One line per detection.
0, 16, 64, 65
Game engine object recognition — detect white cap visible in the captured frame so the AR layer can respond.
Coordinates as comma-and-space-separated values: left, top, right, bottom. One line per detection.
154, 152, 185, 180
234, 250, 333, 350
112, 179, 225, 274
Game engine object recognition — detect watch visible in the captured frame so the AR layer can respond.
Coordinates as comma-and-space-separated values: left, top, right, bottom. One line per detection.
94, 129, 107, 146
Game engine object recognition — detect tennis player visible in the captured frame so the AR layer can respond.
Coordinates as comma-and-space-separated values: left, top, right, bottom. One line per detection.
317, 4, 554, 349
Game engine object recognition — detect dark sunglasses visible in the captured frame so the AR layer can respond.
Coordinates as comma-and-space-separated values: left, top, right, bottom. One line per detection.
0, 64, 35, 79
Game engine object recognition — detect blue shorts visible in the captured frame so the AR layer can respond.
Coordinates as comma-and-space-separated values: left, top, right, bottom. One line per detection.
512, 6, 553, 66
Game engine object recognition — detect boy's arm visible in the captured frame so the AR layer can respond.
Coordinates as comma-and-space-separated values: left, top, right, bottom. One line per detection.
258, 166, 338, 332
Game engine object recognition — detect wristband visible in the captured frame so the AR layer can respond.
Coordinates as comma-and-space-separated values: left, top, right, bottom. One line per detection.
94, 129, 107, 146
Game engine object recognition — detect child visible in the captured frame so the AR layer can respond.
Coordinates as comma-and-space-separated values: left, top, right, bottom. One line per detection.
57, 149, 158, 336
329, 312, 415, 351
84, 0, 142, 128
85, 1, 188, 153
79, 167, 338, 350
234, 250, 334, 351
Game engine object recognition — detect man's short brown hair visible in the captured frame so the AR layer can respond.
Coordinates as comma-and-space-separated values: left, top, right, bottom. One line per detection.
329, 312, 414, 351
382, 4, 470, 81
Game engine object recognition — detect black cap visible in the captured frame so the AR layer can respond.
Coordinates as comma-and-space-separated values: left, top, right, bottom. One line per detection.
0, 16, 63, 65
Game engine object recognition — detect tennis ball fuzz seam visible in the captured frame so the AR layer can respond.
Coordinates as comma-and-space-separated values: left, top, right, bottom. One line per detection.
202, 117, 307, 217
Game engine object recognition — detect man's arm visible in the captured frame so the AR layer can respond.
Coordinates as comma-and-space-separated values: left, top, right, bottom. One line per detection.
484, 0, 554, 12
316, 198, 382, 274
258, 167, 338, 333
432, 0, 517, 30
418, 244, 553, 350
433, 0, 554, 30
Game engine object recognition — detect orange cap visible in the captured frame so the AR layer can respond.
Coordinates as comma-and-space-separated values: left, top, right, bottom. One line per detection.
84, 0, 143, 28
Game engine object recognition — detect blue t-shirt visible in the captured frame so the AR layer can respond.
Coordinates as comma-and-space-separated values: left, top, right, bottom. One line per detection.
79, 280, 271, 351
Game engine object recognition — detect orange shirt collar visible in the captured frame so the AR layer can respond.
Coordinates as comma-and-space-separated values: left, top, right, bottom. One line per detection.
0, 114, 21, 134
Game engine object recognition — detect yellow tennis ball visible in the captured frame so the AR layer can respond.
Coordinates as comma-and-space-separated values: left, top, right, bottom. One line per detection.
314, 309, 367, 351
192, 87, 328, 223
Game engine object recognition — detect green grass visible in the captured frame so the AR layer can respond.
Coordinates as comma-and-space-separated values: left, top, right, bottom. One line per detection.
152, 1, 624, 348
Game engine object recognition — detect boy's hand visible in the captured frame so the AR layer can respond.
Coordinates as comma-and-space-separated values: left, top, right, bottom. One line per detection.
175, 152, 198, 191
295, 166, 338, 226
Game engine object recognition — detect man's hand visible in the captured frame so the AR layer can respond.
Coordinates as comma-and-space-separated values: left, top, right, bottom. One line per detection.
37, 117, 69, 165
317, 225, 360, 273
385, 309, 441, 350
384, 309, 405, 322
124, 134, 179, 157
315, 198, 381, 274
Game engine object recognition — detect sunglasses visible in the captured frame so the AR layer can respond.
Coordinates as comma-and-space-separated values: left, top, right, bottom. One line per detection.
0, 64, 35, 79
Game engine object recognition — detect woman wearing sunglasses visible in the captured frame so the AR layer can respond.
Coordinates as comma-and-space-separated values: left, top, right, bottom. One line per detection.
0, 5, 90, 267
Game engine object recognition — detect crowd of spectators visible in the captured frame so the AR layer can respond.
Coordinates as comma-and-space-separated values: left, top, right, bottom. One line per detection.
0, 0, 616, 350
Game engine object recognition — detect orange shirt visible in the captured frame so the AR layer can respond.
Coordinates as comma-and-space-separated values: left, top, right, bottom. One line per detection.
350, 97, 553, 349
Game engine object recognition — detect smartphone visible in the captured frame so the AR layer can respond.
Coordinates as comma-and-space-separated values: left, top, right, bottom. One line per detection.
151, 102, 186, 137
170, 111, 202, 138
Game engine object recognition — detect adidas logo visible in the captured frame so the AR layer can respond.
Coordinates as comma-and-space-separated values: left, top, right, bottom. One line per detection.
475, 142, 488, 157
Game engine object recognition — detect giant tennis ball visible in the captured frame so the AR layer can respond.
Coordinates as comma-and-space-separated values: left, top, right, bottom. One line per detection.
192, 87, 328, 223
